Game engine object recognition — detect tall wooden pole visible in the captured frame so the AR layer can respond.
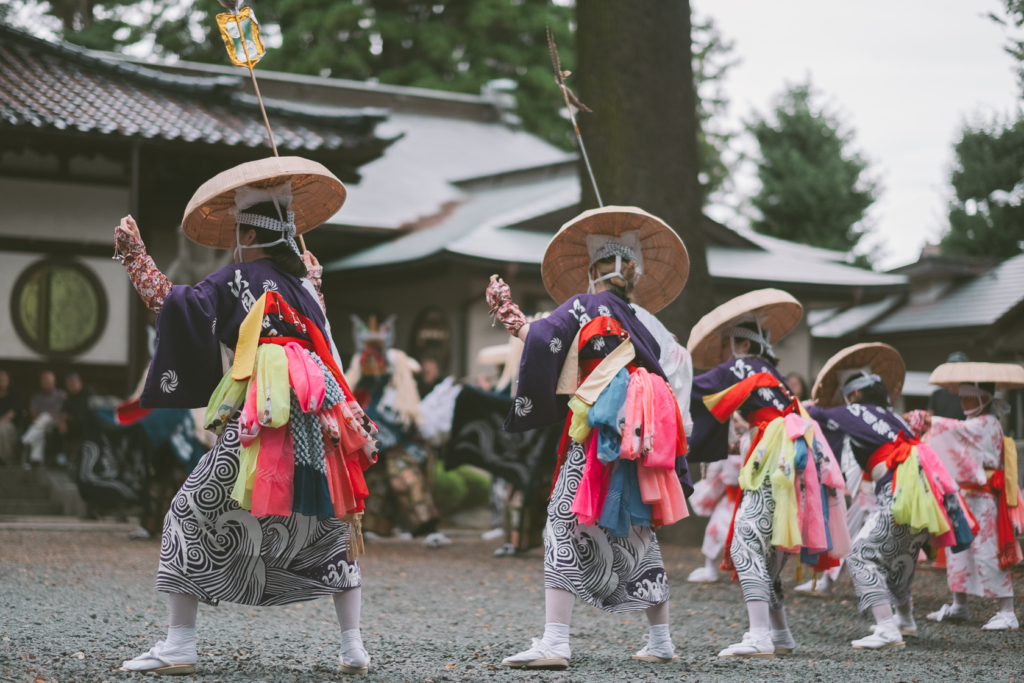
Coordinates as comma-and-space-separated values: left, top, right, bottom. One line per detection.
575, 0, 712, 337
233, 14, 305, 251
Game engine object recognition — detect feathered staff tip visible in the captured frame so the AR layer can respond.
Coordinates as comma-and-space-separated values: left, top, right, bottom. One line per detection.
546, 25, 591, 113
217, 0, 246, 12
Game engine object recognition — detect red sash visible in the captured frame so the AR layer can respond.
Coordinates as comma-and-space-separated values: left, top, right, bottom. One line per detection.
961, 470, 1023, 569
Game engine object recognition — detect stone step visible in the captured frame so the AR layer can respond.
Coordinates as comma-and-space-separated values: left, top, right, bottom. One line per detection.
0, 483, 51, 499
0, 469, 47, 486
0, 499, 65, 516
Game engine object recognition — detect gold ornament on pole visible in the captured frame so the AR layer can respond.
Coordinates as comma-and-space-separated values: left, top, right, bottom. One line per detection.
214, 0, 307, 251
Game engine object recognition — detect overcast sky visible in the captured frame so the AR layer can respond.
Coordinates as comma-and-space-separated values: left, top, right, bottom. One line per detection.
694, 0, 1022, 269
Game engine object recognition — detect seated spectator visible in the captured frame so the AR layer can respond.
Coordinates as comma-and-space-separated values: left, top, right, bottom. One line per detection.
59, 372, 93, 467
0, 370, 21, 467
21, 370, 66, 469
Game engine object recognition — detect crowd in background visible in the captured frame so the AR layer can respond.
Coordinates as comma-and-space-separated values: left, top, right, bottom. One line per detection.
0, 368, 93, 470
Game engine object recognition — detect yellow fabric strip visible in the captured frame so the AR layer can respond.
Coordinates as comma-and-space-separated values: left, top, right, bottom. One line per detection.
738, 417, 801, 548
1004, 437, 1019, 508
231, 433, 261, 510
255, 344, 290, 427
567, 396, 592, 443
574, 338, 635, 406
702, 386, 733, 413
232, 292, 268, 381
556, 329, 583, 396
890, 447, 950, 536
204, 368, 249, 431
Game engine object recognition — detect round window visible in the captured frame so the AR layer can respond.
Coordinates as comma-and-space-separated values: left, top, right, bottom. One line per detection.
11, 259, 108, 357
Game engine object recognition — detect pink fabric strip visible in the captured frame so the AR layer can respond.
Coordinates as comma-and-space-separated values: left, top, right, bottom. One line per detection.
250, 424, 293, 518
571, 434, 611, 526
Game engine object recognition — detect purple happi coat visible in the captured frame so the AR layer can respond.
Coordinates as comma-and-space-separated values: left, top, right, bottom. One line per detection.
806, 403, 914, 472
505, 290, 687, 613
145, 257, 360, 607
141, 259, 333, 410
688, 357, 793, 463
505, 291, 663, 432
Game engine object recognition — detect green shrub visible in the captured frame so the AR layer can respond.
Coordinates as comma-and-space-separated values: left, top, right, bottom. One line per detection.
433, 462, 467, 515
458, 466, 492, 509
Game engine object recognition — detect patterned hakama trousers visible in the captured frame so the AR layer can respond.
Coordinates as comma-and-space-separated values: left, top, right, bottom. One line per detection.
156, 423, 361, 606
846, 482, 929, 612
730, 479, 789, 610
543, 440, 669, 613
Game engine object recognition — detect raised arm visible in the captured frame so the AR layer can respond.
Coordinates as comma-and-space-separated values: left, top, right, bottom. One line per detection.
114, 215, 172, 313
302, 251, 326, 311
486, 275, 529, 341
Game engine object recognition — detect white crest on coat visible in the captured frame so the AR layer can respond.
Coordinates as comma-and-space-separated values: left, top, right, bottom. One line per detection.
514, 396, 533, 417
160, 370, 178, 394
549, 337, 563, 354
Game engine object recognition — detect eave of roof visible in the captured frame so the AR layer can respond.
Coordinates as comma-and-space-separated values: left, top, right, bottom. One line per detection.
810, 295, 903, 338
0, 24, 392, 155
869, 253, 1024, 334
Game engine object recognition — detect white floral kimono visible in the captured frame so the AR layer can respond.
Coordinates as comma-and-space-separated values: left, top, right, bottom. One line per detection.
928, 415, 1014, 598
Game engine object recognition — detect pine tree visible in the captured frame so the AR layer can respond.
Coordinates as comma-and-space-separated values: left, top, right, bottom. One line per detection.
748, 82, 878, 255
943, 116, 1024, 258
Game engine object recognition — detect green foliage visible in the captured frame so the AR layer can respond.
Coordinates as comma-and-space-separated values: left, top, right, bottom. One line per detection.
692, 15, 736, 199
432, 462, 467, 515
19, 0, 735, 182
747, 82, 878, 254
432, 463, 491, 514
943, 116, 1024, 258
992, 1, 1024, 91
457, 465, 492, 508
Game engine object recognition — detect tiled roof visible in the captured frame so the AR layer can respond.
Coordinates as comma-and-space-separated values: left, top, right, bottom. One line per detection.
326, 171, 911, 294
0, 24, 389, 155
870, 253, 1024, 333
810, 295, 903, 338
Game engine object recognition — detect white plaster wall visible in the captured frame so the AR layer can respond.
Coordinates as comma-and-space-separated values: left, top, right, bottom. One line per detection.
0, 252, 130, 365
0, 178, 129, 244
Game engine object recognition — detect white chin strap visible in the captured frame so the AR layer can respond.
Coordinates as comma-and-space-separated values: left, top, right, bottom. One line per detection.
588, 254, 625, 293
959, 382, 1009, 417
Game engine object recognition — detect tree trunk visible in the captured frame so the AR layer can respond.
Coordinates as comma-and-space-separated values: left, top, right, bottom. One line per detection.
575, 0, 712, 339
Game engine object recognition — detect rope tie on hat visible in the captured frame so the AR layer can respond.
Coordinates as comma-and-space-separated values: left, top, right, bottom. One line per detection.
724, 324, 774, 360
236, 210, 300, 256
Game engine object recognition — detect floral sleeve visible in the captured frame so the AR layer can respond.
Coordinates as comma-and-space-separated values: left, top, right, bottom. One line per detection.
115, 227, 172, 313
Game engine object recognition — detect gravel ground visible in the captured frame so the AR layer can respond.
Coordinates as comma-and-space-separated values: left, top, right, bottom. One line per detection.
1, 528, 1022, 683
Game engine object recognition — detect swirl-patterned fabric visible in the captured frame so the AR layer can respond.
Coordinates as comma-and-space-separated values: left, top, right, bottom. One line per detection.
156, 423, 360, 606
729, 479, 789, 610
543, 439, 669, 613
845, 482, 929, 613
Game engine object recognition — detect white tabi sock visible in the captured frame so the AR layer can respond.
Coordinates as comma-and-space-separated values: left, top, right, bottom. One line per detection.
541, 622, 570, 650
340, 628, 369, 669
647, 623, 674, 657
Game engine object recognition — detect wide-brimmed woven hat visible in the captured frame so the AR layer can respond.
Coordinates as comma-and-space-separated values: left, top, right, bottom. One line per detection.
686, 289, 803, 369
812, 343, 906, 408
182, 157, 346, 249
541, 206, 689, 314
929, 362, 1024, 390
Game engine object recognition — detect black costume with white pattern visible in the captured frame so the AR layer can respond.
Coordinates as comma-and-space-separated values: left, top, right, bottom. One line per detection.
729, 479, 789, 609
543, 440, 668, 613
845, 481, 929, 613
156, 422, 360, 606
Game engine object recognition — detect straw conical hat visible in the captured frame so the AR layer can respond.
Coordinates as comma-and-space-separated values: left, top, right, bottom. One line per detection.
541, 206, 689, 314
182, 157, 346, 249
686, 289, 803, 369
812, 343, 906, 409
929, 362, 1024, 390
